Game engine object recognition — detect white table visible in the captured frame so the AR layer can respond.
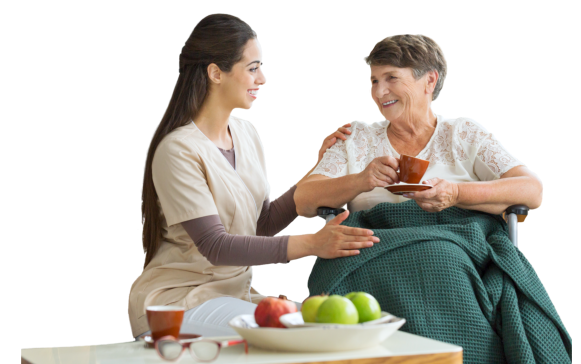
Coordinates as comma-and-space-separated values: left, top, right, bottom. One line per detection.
22, 331, 462, 364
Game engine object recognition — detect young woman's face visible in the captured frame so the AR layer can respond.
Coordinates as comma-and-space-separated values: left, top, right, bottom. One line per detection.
221, 38, 266, 110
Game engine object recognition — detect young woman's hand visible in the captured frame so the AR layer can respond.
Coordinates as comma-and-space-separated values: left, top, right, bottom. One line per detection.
317, 123, 352, 163
310, 210, 379, 258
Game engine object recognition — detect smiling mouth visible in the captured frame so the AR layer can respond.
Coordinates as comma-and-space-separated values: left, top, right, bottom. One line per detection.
382, 100, 398, 108
246, 90, 259, 99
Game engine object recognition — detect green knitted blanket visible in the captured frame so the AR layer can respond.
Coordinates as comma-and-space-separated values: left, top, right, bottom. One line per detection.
308, 201, 571, 364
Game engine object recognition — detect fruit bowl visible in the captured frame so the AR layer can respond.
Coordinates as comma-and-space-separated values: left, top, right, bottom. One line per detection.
279, 311, 399, 328
228, 314, 405, 352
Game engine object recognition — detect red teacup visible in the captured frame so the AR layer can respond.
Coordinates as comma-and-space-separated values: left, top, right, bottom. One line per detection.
146, 306, 185, 341
399, 155, 430, 184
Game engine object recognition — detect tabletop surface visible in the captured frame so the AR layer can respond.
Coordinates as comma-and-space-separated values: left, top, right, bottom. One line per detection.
22, 331, 462, 364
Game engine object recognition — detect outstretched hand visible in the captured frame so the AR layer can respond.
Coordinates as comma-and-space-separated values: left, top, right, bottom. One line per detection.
317, 123, 352, 163
403, 178, 460, 212
311, 210, 379, 259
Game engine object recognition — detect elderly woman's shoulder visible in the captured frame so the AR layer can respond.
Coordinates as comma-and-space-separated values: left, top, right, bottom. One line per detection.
348, 120, 389, 133
441, 116, 491, 134
439, 116, 496, 146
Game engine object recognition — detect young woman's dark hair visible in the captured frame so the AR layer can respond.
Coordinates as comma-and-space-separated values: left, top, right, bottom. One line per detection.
142, 14, 256, 267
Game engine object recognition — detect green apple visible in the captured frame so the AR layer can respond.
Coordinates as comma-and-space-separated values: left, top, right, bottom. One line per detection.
315, 295, 359, 324
345, 292, 381, 323
345, 292, 358, 300
301, 295, 328, 323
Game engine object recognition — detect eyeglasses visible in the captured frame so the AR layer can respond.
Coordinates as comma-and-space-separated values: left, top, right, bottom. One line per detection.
154, 335, 248, 362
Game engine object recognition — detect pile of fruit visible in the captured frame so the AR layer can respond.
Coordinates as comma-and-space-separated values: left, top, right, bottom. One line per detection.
254, 292, 381, 328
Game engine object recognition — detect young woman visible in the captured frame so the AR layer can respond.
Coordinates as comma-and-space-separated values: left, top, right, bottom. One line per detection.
128, 14, 379, 338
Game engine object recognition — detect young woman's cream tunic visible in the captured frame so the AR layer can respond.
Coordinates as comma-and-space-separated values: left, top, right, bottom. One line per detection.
129, 116, 269, 337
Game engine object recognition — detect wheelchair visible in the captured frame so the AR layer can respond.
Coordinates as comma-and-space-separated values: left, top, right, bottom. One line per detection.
317, 205, 529, 247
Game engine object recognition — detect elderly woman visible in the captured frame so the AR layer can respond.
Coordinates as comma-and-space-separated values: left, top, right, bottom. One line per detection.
296, 35, 540, 216
295, 35, 571, 364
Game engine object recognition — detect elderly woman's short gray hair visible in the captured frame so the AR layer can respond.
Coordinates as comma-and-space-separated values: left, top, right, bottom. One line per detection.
365, 35, 447, 101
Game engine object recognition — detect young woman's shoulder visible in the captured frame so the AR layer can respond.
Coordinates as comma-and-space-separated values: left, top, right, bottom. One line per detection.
229, 115, 249, 125
154, 123, 201, 162
230, 115, 258, 132
159, 122, 195, 142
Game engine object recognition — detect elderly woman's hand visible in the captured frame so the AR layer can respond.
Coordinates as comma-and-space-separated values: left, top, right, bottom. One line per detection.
404, 178, 460, 212
317, 123, 352, 163
357, 156, 400, 192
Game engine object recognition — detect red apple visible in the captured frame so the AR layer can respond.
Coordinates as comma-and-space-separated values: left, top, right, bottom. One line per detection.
254, 295, 297, 328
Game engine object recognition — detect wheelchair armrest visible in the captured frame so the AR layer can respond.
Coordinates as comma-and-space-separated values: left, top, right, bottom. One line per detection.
318, 205, 529, 222
503, 204, 529, 222
317, 205, 530, 247
317, 207, 346, 220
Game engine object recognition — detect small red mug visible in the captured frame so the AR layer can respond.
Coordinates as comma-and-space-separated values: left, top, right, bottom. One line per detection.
399, 155, 430, 184
146, 306, 185, 341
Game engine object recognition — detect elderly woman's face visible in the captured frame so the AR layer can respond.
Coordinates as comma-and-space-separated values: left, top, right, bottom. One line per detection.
370, 65, 430, 121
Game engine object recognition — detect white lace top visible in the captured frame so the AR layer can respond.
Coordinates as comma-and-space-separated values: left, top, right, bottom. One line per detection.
311, 115, 523, 212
